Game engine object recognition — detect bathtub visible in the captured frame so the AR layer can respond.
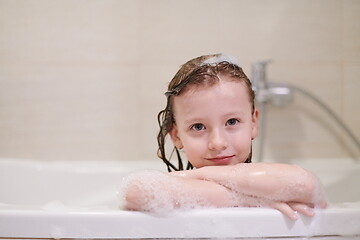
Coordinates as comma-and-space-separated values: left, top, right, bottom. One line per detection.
0, 158, 359, 239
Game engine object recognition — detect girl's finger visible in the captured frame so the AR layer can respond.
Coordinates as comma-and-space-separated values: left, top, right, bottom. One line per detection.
268, 201, 299, 221
289, 202, 315, 217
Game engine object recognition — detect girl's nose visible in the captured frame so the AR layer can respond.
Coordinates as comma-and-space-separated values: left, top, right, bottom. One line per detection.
208, 130, 228, 151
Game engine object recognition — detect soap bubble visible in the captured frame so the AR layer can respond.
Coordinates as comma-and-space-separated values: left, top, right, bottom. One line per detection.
118, 170, 210, 215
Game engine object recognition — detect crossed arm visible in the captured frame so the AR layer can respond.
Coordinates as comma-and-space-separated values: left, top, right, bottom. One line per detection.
121, 163, 327, 220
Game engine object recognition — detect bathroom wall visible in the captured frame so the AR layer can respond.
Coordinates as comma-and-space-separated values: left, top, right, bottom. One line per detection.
0, 0, 359, 162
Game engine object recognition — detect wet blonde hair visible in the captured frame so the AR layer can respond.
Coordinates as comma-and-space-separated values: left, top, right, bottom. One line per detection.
157, 54, 255, 172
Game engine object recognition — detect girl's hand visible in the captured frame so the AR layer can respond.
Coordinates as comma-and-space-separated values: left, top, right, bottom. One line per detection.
269, 201, 327, 220
268, 202, 315, 220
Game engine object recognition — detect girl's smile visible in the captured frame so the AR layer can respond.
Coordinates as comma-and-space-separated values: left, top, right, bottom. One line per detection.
170, 78, 259, 168
205, 155, 236, 165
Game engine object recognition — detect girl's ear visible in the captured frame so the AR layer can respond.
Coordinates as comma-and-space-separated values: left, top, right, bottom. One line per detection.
169, 124, 183, 149
251, 108, 259, 140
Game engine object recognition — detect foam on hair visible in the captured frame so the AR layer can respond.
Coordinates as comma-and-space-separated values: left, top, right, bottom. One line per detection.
200, 54, 240, 67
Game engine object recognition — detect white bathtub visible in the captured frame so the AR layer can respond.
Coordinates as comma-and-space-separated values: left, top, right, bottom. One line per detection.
0, 158, 359, 239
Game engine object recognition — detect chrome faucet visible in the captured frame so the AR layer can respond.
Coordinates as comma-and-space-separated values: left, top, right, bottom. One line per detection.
251, 60, 360, 162
252, 60, 293, 107
251, 60, 272, 162
251, 60, 270, 102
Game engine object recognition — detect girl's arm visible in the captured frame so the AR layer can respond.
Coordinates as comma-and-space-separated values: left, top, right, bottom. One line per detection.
171, 163, 326, 207
120, 170, 237, 212
120, 163, 326, 220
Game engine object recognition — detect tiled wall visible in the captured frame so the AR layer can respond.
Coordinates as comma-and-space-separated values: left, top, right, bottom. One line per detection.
0, 0, 359, 162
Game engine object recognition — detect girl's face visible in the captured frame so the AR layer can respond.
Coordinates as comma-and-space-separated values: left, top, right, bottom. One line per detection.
170, 79, 259, 168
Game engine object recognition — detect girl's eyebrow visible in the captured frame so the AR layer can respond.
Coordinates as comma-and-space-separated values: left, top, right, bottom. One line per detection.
184, 118, 204, 126
223, 111, 245, 118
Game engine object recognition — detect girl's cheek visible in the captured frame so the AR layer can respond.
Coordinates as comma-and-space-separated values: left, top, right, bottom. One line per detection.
184, 140, 206, 157
183, 134, 205, 145
232, 136, 251, 153
184, 142, 202, 155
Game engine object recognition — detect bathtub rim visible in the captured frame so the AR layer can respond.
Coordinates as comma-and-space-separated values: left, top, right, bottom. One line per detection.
1, 204, 360, 239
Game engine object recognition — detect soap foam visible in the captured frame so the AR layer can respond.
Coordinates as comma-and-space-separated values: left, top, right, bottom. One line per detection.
310, 172, 327, 208
119, 170, 210, 215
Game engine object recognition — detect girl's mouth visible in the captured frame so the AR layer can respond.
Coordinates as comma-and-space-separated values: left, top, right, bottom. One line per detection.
205, 155, 235, 165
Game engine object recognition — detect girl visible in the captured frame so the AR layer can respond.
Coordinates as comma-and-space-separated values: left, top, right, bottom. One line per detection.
120, 54, 327, 220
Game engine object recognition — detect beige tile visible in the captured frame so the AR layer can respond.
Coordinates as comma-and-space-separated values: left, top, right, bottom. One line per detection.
267, 0, 342, 64
343, 0, 360, 62
138, 64, 177, 160
138, 0, 276, 64
343, 64, 360, 157
0, 0, 139, 65
139, 0, 342, 65
0, 64, 141, 160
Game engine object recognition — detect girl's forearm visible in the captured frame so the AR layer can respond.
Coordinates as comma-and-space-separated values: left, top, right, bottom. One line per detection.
120, 169, 325, 220
173, 163, 325, 206
120, 170, 237, 212
122, 171, 295, 212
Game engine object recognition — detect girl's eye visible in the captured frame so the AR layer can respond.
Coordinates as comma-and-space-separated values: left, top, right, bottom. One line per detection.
226, 118, 239, 126
191, 123, 205, 131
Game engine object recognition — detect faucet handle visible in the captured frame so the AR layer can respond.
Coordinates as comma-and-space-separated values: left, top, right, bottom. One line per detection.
251, 59, 272, 90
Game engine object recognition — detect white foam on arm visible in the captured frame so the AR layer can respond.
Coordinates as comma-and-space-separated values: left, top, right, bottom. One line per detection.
119, 170, 235, 215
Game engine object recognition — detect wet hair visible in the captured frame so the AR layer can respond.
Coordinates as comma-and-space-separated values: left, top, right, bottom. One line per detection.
157, 54, 256, 172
